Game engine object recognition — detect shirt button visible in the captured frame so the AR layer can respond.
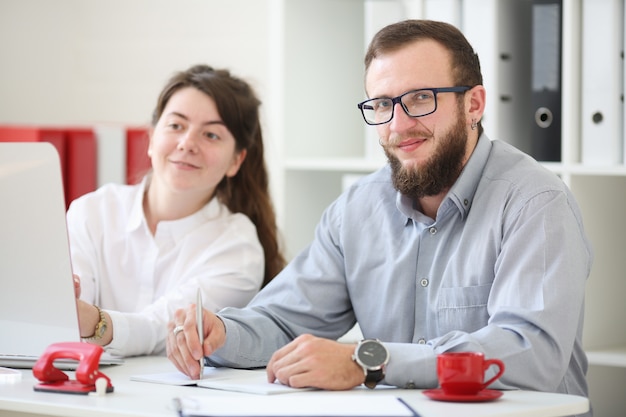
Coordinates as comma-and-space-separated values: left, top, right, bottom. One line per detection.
429, 227, 437, 235
405, 381, 416, 389
420, 278, 429, 287
417, 338, 426, 344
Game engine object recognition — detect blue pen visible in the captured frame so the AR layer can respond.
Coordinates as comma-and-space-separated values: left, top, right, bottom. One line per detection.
196, 289, 204, 379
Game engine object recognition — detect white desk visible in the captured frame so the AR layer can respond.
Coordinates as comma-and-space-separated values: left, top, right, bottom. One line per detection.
0, 356, 589, 417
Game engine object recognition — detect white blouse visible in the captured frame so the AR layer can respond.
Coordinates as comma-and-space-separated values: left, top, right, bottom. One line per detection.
66, 179, 264, 357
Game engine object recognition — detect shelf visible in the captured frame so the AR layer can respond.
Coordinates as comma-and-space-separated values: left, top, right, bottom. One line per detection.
566, 164, 626, 177
285, 157, 626, 177
586, 347, 626, 368
284, 157, 386, 173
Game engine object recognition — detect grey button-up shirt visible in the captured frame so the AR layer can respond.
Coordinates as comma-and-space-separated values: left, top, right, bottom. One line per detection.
210, 134, 592, 400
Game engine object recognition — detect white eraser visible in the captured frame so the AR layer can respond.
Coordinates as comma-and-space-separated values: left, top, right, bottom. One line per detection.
94, 377, 108, 396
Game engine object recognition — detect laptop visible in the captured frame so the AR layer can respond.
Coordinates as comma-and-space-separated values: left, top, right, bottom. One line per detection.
0, 141, 123, 369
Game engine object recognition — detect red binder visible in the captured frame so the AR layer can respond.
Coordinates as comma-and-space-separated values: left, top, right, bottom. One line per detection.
126, 127, 151, 184
65, 128, 97, 205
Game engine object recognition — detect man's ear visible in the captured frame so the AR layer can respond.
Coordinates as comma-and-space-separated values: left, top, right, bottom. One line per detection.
466, 85, 486, 124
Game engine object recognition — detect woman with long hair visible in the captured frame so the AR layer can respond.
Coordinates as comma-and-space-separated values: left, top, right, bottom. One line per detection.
68, 64, 285, 356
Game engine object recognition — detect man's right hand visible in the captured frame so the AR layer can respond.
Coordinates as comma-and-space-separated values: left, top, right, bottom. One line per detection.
166, 304, 227, 379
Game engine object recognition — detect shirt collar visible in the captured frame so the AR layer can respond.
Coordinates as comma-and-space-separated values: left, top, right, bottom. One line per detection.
395, 133, 492, 223
446, 133, 491, 220
126, 176, 226, 244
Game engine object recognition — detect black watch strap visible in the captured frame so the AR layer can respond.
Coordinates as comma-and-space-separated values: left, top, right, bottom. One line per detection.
364, 368, 384, 389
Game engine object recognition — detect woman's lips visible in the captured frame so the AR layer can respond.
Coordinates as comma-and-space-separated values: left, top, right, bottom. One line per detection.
171, 160, 200, 169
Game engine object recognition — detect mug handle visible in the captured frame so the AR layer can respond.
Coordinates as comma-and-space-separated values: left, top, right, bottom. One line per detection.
482, 359, 505, 389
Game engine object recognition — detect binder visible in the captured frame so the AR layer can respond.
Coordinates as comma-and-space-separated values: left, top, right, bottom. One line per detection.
497, 0, 532, 156
620, 4, 626, 164
581, 0, 624, 165
64, 128, 97, 205
530, 0, 562, 162
126, 127, 151, 184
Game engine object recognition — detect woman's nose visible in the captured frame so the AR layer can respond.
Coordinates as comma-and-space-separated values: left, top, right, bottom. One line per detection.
177, 131, 199, 152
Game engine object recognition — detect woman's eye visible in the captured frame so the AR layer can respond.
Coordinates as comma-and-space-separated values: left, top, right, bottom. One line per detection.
204, 132, 220, 140
167, 123, 182, 130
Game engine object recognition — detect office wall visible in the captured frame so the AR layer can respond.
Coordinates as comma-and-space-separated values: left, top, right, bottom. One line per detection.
0, 0, 281, 215
0, 0, 272, 126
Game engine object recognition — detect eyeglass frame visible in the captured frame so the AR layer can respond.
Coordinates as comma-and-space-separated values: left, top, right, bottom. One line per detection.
356, 86, 472, 125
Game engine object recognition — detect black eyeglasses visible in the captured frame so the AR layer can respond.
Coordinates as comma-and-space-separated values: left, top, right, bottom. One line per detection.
357, 86, 471, 125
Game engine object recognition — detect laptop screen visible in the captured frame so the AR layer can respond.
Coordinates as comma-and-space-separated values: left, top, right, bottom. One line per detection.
0, 142, 80, 357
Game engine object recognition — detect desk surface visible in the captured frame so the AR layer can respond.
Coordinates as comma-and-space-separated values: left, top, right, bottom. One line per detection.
0, 356, 589, 417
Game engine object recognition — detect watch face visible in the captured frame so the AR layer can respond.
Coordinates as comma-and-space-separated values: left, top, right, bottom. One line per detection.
98, 323, 107, 337
358, 340, 388, 368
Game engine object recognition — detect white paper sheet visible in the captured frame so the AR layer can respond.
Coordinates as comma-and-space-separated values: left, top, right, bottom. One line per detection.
173, 394, 418, 416
130, 367, 314, 394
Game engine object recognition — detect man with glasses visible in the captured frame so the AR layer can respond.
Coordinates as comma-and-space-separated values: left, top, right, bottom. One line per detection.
167, 20, 592, 409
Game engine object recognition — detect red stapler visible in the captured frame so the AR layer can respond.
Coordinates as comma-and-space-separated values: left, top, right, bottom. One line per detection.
33, 342, 114, 394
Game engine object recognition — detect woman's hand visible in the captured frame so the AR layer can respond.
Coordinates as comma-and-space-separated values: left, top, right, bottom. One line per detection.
73, 274, 81, 298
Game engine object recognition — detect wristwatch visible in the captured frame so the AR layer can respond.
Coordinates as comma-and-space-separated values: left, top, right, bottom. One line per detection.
352, 339, 390, 389
83, 305, 107, 341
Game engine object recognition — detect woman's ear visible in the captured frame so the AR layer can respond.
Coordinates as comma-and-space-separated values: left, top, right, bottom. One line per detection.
225, 148, 247, 178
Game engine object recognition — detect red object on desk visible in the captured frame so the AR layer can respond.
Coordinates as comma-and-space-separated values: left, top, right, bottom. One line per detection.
32, 342, 114, 395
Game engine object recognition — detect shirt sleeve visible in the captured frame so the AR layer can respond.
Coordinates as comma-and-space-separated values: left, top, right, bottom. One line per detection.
209, 199, 358, 368
105, 215, 264, 357
66, 193, 100, 304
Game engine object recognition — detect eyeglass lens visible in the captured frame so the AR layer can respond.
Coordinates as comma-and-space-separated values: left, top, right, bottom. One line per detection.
361, 90, 437, 124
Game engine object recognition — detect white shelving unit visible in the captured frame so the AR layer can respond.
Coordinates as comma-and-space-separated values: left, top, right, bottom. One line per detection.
270, 1, 626, 415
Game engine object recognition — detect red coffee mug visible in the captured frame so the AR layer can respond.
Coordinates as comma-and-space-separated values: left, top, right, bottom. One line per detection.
437, 352, 505, 395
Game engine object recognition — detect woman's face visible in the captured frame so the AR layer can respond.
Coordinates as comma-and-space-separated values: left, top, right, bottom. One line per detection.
148, 86, 246, 198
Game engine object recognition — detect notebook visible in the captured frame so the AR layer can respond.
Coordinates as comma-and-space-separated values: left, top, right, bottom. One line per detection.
0, 141, 123, 369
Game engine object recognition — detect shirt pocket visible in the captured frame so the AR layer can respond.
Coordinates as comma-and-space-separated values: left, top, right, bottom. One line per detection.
437, 284, 491, 335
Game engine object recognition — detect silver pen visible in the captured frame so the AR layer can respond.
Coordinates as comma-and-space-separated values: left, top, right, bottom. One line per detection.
196, 288, 204, 379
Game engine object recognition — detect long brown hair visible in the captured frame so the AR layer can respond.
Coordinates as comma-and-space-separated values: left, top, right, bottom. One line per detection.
151, 64, 285, 287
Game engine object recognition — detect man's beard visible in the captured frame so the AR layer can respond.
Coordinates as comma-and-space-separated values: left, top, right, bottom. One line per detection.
384, 115, 467, 199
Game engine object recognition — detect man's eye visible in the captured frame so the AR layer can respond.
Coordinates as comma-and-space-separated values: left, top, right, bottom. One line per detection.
374, 100, 392, 110
413, 92, 434, 101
